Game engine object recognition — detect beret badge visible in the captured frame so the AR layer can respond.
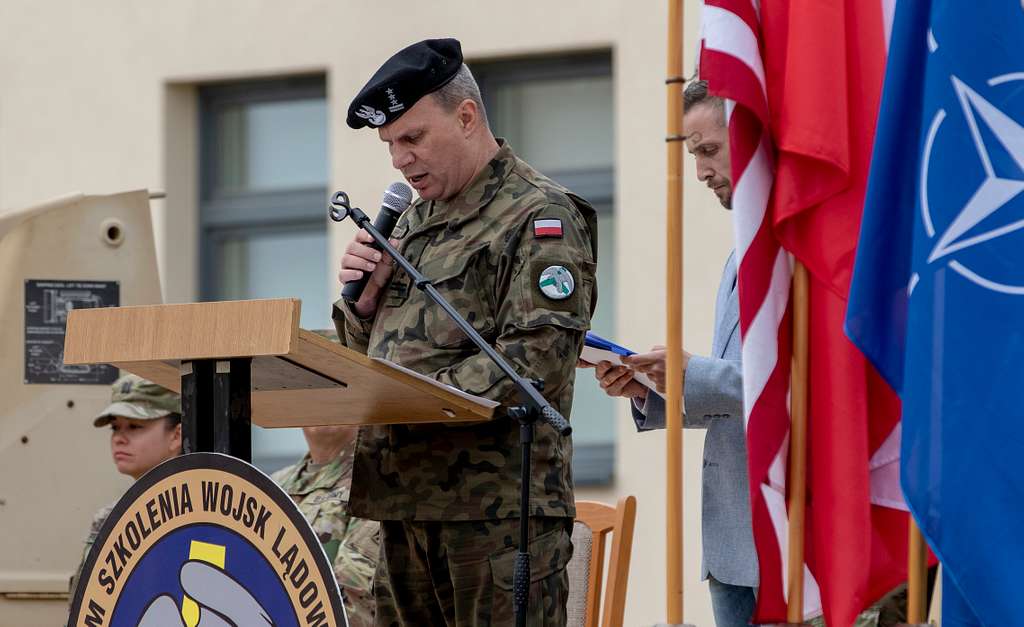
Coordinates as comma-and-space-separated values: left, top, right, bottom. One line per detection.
354, 104, 387, 127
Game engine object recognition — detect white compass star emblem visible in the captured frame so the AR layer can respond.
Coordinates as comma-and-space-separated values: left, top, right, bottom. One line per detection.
928, 76, 1024, 263
918, 73, 1024, 295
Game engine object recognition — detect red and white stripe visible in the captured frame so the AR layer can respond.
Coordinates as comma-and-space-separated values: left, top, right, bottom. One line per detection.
700, 0, 820, 617
700, 0, 905, 620
533, 218, 563, 237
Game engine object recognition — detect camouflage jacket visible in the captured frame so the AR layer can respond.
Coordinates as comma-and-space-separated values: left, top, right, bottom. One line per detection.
334, 140, 598, 521
272, 452, 380, 627
69, 503, 114, 603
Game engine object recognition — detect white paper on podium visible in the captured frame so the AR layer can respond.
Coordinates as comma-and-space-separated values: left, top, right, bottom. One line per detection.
372, 357, 500, 408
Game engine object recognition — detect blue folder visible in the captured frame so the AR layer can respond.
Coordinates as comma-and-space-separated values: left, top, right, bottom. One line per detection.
583, 331, 635, 357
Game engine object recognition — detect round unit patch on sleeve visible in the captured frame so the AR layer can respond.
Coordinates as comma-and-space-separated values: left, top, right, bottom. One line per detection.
538, 265, 575, 300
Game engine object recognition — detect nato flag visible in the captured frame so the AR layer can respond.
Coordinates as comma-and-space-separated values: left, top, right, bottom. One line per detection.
846, 1, 1024, 625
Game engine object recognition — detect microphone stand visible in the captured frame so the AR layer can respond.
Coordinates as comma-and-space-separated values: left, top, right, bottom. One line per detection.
330, 191, 571, 627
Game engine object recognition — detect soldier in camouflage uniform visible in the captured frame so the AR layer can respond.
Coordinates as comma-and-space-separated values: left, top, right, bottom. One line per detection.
68, 375, 182, 601
272, 425, 380, 627
337, 39, 597, 626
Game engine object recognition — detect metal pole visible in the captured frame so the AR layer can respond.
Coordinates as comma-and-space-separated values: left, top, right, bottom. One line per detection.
181, 360, 215, 454
183, 358, 250, 460
513, 414, 536, 627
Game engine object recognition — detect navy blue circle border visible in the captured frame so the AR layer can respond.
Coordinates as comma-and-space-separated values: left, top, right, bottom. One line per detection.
68, 452, 347, 626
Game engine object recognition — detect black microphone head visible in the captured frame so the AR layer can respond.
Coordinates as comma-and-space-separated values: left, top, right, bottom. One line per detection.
382, 182, 414, 213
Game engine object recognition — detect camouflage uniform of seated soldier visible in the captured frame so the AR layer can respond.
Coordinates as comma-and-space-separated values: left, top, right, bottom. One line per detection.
272, 422, 380, 627
336, 38, 598, 626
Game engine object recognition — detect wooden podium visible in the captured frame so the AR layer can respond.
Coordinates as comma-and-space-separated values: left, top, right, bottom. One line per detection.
63, 298, 497, 461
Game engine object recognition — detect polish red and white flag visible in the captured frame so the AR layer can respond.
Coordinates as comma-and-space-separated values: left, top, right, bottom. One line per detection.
534, 219, 563, 238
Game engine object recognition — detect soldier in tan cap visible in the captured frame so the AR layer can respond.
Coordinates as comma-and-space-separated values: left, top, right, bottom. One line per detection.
68, 374, 182, 596
92, 373, 182, 480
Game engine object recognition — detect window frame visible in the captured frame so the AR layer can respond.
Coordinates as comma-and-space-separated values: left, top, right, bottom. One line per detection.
473, 52, 616, 485
197, 75, 328, 302
473, 52, 614, 212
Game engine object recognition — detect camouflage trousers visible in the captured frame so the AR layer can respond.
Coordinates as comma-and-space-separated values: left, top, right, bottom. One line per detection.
806, 575, 934, 626
806, 607, 882, 627
802, 581, 917, 622
373, 517, 573, 627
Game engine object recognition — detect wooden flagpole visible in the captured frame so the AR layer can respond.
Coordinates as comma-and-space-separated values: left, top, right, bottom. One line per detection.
665, 0, 685, 621
907, 519, 929, 622
787, 261, 810, 623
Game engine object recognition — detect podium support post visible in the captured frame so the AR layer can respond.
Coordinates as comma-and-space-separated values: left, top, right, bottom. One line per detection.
182, 358, 252, 462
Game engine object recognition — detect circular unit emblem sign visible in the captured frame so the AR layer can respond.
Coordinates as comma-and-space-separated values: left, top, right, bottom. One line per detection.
69, 452, 347, 627
538, 265, 575, 300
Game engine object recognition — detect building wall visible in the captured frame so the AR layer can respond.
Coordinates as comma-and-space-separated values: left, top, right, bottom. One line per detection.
0, 1, 732, 624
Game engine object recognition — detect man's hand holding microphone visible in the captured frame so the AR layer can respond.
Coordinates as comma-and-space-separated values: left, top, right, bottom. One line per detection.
336, 182, 413, 318
339, 229, 399, 318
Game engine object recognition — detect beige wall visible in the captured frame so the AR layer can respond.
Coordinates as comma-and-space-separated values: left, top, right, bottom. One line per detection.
0, 1, 731, 624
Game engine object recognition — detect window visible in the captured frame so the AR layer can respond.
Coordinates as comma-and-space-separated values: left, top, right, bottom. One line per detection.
199, 76, 329, 472
474, 53, 616, 484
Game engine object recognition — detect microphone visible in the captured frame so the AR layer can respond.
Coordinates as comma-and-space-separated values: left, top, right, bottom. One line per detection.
341, 182, 414, 303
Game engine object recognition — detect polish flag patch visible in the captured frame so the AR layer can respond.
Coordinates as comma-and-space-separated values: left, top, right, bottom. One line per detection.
533, 219, 563, 238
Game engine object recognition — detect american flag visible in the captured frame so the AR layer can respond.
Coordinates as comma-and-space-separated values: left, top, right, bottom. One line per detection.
699, 0, 805, 617
699, 0, 911, 623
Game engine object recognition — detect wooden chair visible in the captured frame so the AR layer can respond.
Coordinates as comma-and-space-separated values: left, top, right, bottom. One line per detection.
566, 495, 638, 627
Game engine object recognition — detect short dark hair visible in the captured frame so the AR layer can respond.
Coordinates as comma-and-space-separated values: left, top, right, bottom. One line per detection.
165, 412, 182, 430
683, 79, 725, 124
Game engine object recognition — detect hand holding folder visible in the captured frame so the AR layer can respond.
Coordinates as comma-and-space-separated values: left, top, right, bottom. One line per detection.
579, 332, 664, 399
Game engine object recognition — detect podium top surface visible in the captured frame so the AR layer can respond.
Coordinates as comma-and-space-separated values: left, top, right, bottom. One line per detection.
64, 299, 497, 427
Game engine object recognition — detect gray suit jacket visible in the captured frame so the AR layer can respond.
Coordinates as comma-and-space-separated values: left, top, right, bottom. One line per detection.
632, 250, 758, 588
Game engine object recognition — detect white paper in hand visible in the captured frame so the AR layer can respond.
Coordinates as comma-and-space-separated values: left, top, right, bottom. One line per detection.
579, 332, 664, 399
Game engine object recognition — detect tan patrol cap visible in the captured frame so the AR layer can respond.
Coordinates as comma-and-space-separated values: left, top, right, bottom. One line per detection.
93, 374, 181, 427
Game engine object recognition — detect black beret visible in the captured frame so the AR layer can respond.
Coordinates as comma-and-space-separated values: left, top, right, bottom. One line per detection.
347, 38, 463, 129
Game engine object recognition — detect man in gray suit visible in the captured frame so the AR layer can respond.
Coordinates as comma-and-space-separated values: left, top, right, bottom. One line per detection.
587, 79, 758, 627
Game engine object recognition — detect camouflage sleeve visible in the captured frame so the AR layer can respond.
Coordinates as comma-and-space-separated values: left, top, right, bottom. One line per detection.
333, 517, 380, 627
69, 505, 113, 604
270, 461, 299, 488
331, 296, 374, 354
68, 546, 88, 605
433, 202, 596, 409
